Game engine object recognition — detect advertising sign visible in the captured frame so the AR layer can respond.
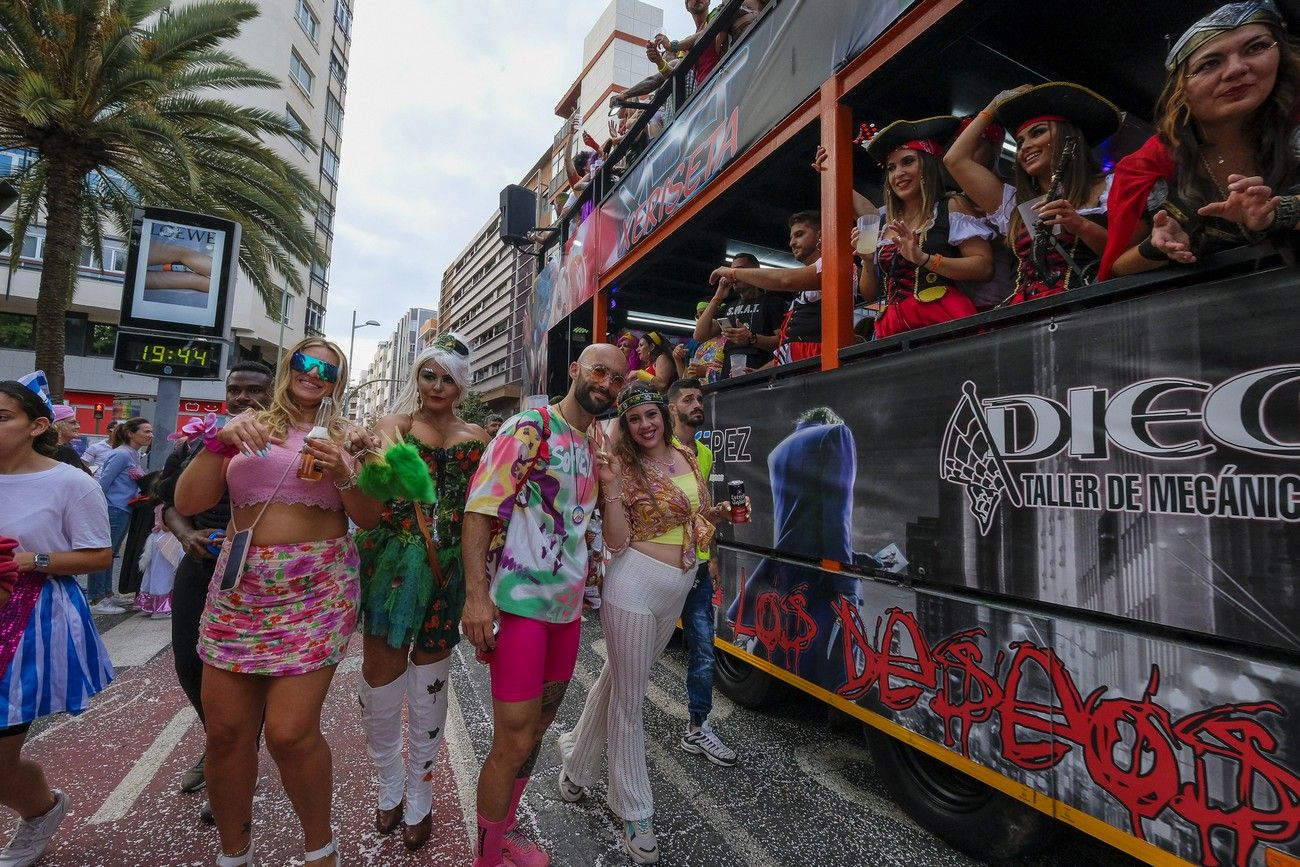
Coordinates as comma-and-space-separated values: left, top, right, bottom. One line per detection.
119, 207, 240, 338
707, 270, 1300, 865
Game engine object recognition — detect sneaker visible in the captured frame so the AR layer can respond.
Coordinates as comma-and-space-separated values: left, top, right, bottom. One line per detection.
90, 600, 125, 615
502, 828, 549, 867
557, 772, 585, 804
149, 611, 172, 620
180, 754, 206, 793
620, 818, 658, 864
0, 789, 68, 867
679, 721, 738, 767
111, 593, 136, 606
199, 801, 214, 825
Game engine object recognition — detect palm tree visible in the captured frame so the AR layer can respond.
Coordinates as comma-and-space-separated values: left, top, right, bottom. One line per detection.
0, 0, 324, 397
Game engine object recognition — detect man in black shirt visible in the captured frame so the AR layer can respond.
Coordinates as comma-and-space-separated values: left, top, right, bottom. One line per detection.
154, 360, 272, 807
692, 253, 787, 376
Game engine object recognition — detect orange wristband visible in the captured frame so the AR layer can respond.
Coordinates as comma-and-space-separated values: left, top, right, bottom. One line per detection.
929, 253, 944, 272
978, 109, 994, 121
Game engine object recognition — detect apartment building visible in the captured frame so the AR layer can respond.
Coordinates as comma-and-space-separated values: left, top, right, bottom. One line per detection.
353, 306, 436, 423
0, 0, 355, 430
433, 0, 666, 416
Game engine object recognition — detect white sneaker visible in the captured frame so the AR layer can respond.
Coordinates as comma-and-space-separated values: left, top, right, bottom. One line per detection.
111, 593, 136, 606
0, 789, 68, 867
90, 600, 125, 615
621, 818, 658, 864
679, 721, 738, 767
557, 771, 585, 804
149, 612, 172, 620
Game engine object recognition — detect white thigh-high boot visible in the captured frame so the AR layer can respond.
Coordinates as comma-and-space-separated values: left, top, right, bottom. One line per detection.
358, 675, 407, 830
403, 656, 452, 831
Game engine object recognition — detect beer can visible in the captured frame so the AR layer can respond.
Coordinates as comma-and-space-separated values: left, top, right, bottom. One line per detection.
728, 480, 748, 523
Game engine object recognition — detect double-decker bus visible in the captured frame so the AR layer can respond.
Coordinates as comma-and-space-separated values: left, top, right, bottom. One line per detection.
516, 1, 1300, 864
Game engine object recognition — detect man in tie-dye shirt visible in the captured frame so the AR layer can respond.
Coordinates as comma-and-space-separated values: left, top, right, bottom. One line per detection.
461, 342, 627, 867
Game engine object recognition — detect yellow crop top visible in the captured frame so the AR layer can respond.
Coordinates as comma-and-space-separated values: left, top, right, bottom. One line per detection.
646, 470, 698, 547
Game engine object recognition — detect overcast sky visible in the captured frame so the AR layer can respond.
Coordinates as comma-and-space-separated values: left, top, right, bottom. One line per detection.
323, 1, 696, 374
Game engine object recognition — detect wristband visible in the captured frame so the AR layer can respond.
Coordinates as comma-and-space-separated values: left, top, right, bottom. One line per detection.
929, 253, 944, 273
333, 472, 358, 491
1272, 195, 1300, 230
978, 109, 994, 121
204, 429, 240, 458
1138, 236, 1170, 261
658, 61, 670, 75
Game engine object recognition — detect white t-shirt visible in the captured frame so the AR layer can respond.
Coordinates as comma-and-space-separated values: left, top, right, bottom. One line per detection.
0, 461, 111, 553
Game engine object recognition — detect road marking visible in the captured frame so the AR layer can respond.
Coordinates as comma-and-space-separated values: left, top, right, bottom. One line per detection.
447, 648, 482, 848
86, 706, 196, 825
794, 740, 924, 832
652, 649, 736, 722
99, 613, 173, 668
591, 638, 690, 723
568, 657, 780, 867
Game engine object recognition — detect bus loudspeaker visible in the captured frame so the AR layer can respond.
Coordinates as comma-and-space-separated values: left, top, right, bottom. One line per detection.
499, 184, 537, 246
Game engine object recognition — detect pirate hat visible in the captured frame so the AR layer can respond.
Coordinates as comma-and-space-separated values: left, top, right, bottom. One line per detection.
859, 116, 962, 166
994, 82, 1121, 146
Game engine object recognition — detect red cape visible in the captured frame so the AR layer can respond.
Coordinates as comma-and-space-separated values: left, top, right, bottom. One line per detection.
1098, 135, 1177, 280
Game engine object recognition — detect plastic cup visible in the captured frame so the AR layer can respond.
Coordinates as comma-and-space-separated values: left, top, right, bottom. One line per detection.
855, 214, 880, 256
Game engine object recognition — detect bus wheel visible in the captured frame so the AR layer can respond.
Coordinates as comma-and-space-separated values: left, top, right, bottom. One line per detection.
714, 650, 780, 708
863, 725, 1060, 862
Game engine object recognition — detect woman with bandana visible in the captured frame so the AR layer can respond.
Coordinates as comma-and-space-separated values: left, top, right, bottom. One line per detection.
946, 82, 1121, 303
354, 333, 486, 852
0, 373, 113, 867
559, 382, 746, 865
1101, 0, 1300, 276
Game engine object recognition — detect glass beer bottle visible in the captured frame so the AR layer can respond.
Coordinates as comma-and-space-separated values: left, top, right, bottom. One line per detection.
297, 397, 333, 481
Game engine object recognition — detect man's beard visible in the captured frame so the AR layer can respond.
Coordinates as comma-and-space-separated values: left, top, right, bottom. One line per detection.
575, 383, 612, 415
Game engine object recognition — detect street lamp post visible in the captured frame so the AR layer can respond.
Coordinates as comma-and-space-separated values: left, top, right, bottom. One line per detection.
349, 310, 381, 382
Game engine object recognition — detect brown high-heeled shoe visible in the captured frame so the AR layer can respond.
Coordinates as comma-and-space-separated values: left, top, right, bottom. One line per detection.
374, 801, 403, 835
401, 811, 432, 851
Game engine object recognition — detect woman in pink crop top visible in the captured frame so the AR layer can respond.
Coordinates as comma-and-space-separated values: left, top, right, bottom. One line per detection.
560, 383, 746, 858
175, 337, 381, 867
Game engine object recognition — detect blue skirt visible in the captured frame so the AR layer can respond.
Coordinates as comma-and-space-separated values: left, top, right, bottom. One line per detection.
0, 576, 115, 727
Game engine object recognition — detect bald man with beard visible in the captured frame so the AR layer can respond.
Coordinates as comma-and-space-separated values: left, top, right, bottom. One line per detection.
461, 343, 628, 867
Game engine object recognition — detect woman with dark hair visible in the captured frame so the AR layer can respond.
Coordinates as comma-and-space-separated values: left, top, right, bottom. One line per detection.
633, 331, 678, 393
0, 374, 113, 867
354, 333, 486, 852
86, 415, 152, 613
558, 382, 745, 865
1101, 1, 1300, 276
945, 82, 1121, 303
175, 337, 381, 867
857, 116, 994, 338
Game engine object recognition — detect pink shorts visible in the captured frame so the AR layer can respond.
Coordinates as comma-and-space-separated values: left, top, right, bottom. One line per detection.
487, 612, 581, 702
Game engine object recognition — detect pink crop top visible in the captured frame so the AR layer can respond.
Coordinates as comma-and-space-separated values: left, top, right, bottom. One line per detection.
226, 427, 346, 511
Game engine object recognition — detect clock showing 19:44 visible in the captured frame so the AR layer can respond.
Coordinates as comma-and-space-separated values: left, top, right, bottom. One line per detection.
112, 333, 224, 380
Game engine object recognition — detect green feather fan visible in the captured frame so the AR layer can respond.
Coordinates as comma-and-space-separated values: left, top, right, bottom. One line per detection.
358, 440, 436, 503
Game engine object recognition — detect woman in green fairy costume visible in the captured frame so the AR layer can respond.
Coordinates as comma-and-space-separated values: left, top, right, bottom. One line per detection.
354, 332, 485, 851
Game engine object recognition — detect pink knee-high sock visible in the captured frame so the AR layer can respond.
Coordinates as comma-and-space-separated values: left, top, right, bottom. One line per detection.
475, 813, 508, 867
506, 777, 529, 831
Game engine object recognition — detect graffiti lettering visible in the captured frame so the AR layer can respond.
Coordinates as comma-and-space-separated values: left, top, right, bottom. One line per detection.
750, 602, 1300, 866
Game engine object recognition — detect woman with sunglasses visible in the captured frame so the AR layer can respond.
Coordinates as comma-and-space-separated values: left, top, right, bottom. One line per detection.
559, 382, 746, 865
1101, 1, 1300, 277
354, 333, 486, 851
945, 82, 1121, 303
175, 338, 381, 867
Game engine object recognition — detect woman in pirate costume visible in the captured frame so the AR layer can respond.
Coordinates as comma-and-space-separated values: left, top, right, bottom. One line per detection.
1101, 1, 1300, 277
945, 82, 1121, 303
857, 116, 995, 339
354, 332, 487, 851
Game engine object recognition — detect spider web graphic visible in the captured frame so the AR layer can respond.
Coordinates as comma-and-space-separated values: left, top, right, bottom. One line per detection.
939, 381, 1022, 536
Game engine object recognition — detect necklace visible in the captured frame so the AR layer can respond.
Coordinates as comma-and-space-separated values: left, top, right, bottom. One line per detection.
1199, 153, 1229, 198
644, 450, 677, 472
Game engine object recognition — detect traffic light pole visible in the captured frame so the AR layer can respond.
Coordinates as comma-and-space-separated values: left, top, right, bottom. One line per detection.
149, 377, 181, 471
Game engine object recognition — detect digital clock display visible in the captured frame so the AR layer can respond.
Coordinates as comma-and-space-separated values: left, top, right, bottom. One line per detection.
113, 333, 223, 380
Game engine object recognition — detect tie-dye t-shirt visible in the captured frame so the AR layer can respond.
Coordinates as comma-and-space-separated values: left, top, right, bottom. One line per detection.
464, 407, 597, 624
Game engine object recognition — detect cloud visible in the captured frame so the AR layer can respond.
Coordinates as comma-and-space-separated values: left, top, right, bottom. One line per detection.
324, 1, 695, 371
